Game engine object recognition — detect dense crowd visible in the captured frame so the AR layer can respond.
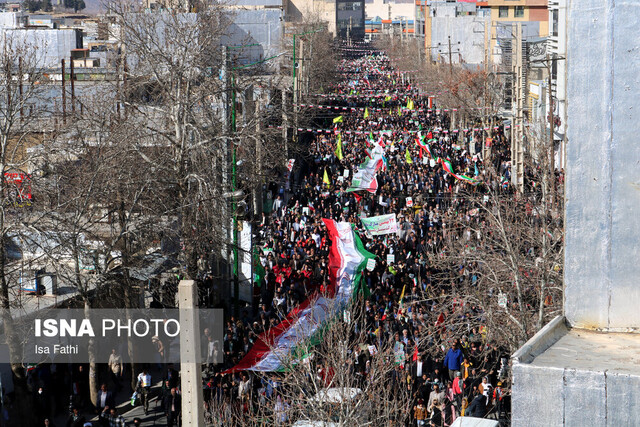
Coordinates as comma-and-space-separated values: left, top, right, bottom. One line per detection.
23, 46, 553, 427
200, 49, 525, 426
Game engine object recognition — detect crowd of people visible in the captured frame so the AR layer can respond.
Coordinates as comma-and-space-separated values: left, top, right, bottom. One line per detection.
199, 48, 524, 426
23, 44, 557, 427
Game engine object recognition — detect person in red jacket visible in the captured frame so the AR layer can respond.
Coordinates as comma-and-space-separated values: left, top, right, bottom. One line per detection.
452, 371, 464, 415
493, 381, 506, 419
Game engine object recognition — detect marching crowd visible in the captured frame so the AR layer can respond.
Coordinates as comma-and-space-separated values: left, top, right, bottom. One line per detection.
23, 47, 537, 427
201, 49, 521, 426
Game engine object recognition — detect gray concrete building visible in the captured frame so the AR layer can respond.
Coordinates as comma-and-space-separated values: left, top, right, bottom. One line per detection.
512, 0, 640, 425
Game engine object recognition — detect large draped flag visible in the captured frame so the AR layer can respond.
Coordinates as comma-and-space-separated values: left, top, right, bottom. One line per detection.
323, 168, 331, 186
224, 220, 374, 372
407, 99, 415, 110
333, 115, 343, 124
335, 134, 344, 160
363, 107, 369, 119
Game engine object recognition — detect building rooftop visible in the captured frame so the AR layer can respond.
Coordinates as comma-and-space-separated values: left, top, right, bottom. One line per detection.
530, 327, 640, 375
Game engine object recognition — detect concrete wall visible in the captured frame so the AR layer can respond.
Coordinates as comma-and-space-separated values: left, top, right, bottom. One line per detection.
512, 2, 640, 425
430, 15, 489, 65
286, 0, 335, 35
365, 0, 414, 22
0, 28, 81, 69
225, 9, 284, 62
514, 363, 640, 426
564, 0, 640, 331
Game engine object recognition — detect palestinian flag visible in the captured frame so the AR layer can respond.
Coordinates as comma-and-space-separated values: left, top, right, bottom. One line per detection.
225, 220, 373, 372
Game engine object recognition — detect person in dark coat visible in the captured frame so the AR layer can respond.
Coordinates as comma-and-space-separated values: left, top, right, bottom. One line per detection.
163, 387, 181, 426
96, 383, 115, 414
466, 390, 487, 418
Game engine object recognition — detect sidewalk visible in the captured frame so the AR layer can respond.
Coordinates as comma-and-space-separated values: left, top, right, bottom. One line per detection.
54, 367, 172, 427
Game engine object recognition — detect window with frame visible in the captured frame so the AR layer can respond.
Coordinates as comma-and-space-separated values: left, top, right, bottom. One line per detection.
514, 6, 524, 18
551, 9, 559, 36
499, 6, 509, 18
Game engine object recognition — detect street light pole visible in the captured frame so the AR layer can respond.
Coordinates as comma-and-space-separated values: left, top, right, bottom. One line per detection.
225, 44, 285, 316
547, 53, 555, 206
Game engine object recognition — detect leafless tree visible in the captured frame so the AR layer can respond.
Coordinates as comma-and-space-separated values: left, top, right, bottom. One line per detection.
0, 31, 55, 426
206, 297, 421, 426
422, 131, 563, 358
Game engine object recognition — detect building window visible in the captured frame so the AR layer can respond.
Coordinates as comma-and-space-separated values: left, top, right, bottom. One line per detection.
337, 1, 361, 10
499, 6, 509, 18
515, 6, 524, 18
551, 9, 559, 36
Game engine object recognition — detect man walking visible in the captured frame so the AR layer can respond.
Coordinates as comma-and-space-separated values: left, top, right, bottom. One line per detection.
108, 349, 123, 393
443, 341, 464, 380
136, 368, 152, 415
163, 387, 181, 426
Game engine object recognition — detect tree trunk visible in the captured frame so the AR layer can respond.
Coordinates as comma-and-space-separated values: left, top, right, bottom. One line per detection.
85, 301, 98, 408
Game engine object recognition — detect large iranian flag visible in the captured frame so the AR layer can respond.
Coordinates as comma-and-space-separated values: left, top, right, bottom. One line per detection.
225, 220, 374, 372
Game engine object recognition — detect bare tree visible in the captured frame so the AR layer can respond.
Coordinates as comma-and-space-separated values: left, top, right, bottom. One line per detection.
206, 298, 422, 426
0, 31, 54, 426
423, 132, 563, 356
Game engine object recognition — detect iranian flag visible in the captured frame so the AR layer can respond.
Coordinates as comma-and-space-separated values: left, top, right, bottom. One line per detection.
439, 158, 480, 186
417, 136, 438, 161
225, 220, 373, 372
347, 143, 386, 193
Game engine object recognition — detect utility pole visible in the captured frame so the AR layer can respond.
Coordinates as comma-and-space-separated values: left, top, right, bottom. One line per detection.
18, 57, 23, 121
69, 57, 75, 114
511, 22, 524, 193
224, 45, 288, 315
448, 35, 453, 76
529, 54, 565, 204
178, 280, 205, 426
61, 59, 66, 124
547, 53, 556, 206
291, 29, 321, 148
231, 66, 239, 317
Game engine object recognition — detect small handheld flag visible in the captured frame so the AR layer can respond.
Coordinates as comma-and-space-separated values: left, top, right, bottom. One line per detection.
323, 168, 331, 186
405, 148, 413, 164
335, 135, 344, 160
